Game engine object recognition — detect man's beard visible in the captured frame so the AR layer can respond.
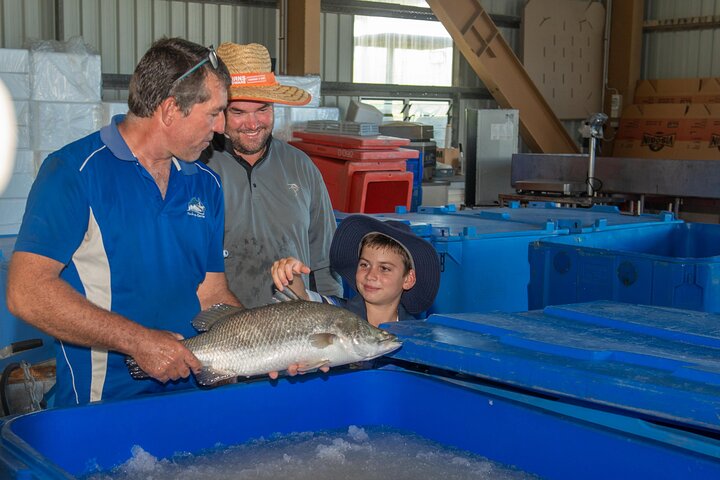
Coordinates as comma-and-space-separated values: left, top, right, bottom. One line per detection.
229, 127, 271, 156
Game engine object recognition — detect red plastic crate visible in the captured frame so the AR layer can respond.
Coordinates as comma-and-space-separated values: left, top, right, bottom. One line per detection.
310, 155, 407, 212
290, 140, 419, 161
293, 131, 410, 149
348, 171, 413, 213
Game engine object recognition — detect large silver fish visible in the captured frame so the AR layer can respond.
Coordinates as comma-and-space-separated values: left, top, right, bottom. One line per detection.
127, 301, 401, 386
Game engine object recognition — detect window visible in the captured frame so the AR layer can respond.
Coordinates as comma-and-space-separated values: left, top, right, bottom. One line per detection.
353, 16, 452, 87
352, 2, 454, 147
361, 98, 451, 147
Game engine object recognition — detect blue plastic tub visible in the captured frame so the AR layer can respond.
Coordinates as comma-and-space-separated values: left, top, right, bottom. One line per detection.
336, 209, 567, 314
528, 222, 720, 312
2, 368, 720, 479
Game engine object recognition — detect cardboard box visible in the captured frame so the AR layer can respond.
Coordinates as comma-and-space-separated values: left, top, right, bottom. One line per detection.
634, 78, 720, 104
614, 103, 720, 160
437, 147, 460, 171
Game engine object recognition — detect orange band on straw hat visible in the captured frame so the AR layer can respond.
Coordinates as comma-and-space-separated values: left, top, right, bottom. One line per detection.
231, 72, 278, 87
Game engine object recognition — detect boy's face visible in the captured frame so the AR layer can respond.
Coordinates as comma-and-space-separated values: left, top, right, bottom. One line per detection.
355, 245, 416, 309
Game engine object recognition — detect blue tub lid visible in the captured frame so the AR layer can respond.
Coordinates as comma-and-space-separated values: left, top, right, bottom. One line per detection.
446, 203, 679, 233
334, 209, 564, 238
384, 300, 720, 433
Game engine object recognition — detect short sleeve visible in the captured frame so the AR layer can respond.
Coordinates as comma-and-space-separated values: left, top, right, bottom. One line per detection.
15, 153, 90, 265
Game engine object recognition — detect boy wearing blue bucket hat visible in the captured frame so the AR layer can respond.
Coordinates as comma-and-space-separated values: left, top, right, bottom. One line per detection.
272, 214, 440, 326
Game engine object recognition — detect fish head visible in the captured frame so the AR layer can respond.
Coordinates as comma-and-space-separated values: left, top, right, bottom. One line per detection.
345, 324, 402, 361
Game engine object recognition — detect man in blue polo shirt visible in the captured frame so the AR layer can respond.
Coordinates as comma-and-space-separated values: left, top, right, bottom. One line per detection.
6, 38, 243, 407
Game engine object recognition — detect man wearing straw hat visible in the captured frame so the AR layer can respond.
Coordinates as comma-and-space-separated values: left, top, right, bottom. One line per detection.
205, 42, 342, 308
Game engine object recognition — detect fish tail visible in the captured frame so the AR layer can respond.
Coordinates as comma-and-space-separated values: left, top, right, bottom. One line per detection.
125, 356, 150, 380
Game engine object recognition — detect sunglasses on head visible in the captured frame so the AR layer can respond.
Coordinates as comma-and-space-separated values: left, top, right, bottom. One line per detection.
172, 45, 218, 88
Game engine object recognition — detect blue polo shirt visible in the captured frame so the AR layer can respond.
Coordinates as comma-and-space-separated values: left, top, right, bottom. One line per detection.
15, 115, 226, 407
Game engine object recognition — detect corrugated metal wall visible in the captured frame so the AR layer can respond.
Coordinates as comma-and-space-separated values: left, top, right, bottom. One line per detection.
61, 0, 276, 99
58, 0, 276, 72
0, 0, 56, 48
319, 12, 354, 113
0, 0, 277, 99
3, 1, 720, 87
643, 0, 720, 78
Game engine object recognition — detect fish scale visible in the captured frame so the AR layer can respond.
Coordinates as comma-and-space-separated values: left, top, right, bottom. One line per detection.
190, 304, 325, 373
127, 300, 402, 386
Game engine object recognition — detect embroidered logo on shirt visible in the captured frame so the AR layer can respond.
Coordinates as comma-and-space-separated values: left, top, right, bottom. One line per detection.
288, 183, 300, 196
187, 197, 206, 218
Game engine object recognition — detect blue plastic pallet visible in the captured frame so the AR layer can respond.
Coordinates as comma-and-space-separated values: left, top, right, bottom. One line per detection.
385, 300, 720, 434
529, 222, 720, 312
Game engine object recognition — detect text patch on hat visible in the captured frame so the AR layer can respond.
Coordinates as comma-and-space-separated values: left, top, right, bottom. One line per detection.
231, 72, 277, 87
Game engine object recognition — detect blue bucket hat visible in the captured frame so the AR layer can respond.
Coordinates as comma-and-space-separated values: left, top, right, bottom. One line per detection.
330, 215, 440, 314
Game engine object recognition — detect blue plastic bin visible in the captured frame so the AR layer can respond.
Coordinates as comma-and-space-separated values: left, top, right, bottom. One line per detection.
405, 156, 423, 187
528, 222, 720, 312
0, 236, 55, 370
337, 209, 566, 314
3, 367, 720, 479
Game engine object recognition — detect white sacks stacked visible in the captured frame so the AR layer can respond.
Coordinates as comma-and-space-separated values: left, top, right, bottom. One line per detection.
273, 106, 340, 142
30, 47, 103, 172
102, 101, 128, 125
0, 49, 32, 234
270, 74, 335, 142
0, 43, 104, 234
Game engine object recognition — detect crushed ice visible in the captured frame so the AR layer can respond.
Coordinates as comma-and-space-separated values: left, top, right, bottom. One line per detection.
82, 425, 537, 480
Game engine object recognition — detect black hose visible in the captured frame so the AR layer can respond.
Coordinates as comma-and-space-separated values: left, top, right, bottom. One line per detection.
0, 362, 20, 416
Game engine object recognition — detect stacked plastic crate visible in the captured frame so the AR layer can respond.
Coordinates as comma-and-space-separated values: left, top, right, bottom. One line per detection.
291, 128, 418, 213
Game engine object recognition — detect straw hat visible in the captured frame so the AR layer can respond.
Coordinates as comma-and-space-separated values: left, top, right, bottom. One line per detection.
330, 215, 440, 314
216, 42, 311, 106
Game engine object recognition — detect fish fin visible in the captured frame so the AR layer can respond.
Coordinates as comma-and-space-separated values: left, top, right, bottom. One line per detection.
125, 356, 150, 380
296, 360, 330, 373
272, 288, 301, 303
309, 333, 337, 348
195, 367, 238, 386
192, 304, 243, 332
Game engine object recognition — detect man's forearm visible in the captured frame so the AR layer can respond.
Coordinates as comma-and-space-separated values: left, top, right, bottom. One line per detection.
6, 252, 150, 356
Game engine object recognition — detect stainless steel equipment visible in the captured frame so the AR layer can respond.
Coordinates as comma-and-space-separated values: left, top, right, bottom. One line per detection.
515, 179, 588, 195
511, 154, 720, 199
379, 123, 437, 181
579, 112, 609, 197
463, 109, 519, 206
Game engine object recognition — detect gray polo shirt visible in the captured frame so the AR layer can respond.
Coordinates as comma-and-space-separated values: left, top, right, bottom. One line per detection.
207, 136, 342, 307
